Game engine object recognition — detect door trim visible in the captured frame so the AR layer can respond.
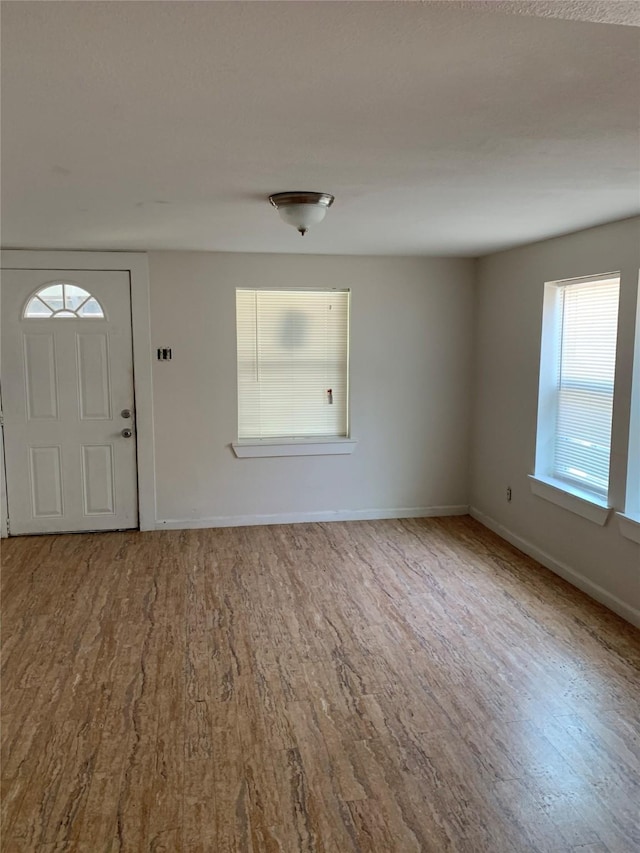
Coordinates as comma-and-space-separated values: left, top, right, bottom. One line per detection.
1, 251, 156, 533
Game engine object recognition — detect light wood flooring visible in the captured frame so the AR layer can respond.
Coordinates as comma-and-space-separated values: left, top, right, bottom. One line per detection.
1, 516, 639, 852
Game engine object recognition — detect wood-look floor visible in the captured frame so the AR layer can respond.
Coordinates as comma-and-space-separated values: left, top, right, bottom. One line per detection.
1, 516, 639, 852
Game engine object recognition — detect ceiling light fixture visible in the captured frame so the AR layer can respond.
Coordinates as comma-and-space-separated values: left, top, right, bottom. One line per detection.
269, 191, 334, 236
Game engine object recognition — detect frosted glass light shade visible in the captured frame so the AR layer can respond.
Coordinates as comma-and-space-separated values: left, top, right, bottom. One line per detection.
269, 192, 334, 235
278, 203, 328, 232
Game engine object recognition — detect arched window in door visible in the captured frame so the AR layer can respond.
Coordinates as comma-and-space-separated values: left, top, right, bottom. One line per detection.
24, 282, 105, 318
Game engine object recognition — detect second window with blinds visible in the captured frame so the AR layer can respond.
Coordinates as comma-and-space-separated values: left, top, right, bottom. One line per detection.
533, 272, 620, 510
236, 289, 350, 441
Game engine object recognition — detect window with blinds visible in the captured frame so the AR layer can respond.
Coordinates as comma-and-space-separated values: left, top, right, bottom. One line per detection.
548, 275, 620, 496
236, 289, 349, 440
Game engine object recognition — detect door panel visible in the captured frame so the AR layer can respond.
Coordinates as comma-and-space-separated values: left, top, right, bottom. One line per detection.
81, 445, 115, 515
24, 333, 59, 419
2, 269, 138, 534
76, 333, 112, 420
29, 446, 64, 517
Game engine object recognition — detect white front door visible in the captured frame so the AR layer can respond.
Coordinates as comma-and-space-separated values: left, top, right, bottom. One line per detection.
1, 269, 138, 534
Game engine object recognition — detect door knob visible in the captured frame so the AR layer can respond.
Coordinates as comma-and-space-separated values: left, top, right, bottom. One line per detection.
121, 408, 132, 419
121, 428, 133, 438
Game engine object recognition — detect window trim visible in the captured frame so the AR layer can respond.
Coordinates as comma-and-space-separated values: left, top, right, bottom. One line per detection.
616, 512, 640, 544
622, 275, 640, 524
232, 438, 357, 458
528, 474, 611, 525
235, 287, 351, 443
533, 271, 620, 507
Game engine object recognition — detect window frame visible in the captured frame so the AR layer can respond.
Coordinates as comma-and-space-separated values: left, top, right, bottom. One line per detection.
531, 271, 620, 523
233, 287, 356, 458
617, 274, 640, 542
23, 281, 106, 319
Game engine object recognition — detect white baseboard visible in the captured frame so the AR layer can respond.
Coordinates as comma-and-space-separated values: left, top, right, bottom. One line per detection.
155, 504, 469, 531
469, 506, 640, 628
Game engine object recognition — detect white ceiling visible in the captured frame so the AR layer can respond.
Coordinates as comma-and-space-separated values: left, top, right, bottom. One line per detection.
467, 1, 640, 28
2, 1, 639, 257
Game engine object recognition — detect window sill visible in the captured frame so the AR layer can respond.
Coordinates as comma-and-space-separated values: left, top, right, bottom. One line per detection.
528, 475, 612, 526
617, 513, 640, 545
232, 438, 357, 458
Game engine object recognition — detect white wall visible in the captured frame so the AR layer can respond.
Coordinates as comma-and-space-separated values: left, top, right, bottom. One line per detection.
149, 252, 474, 526
0, 284, 5, 537
0, 397, 6, 538
470, 217, 640, 625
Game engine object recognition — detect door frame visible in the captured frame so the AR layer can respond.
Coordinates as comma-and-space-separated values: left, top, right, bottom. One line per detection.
0, 251, 156, 533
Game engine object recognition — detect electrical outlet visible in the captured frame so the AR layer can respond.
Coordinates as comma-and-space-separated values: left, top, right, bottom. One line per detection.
506, 486, 512, 502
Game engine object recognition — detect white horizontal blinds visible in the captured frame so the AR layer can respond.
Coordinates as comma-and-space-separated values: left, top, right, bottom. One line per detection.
553, 276, 620, 496
237, 289, 349, 439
